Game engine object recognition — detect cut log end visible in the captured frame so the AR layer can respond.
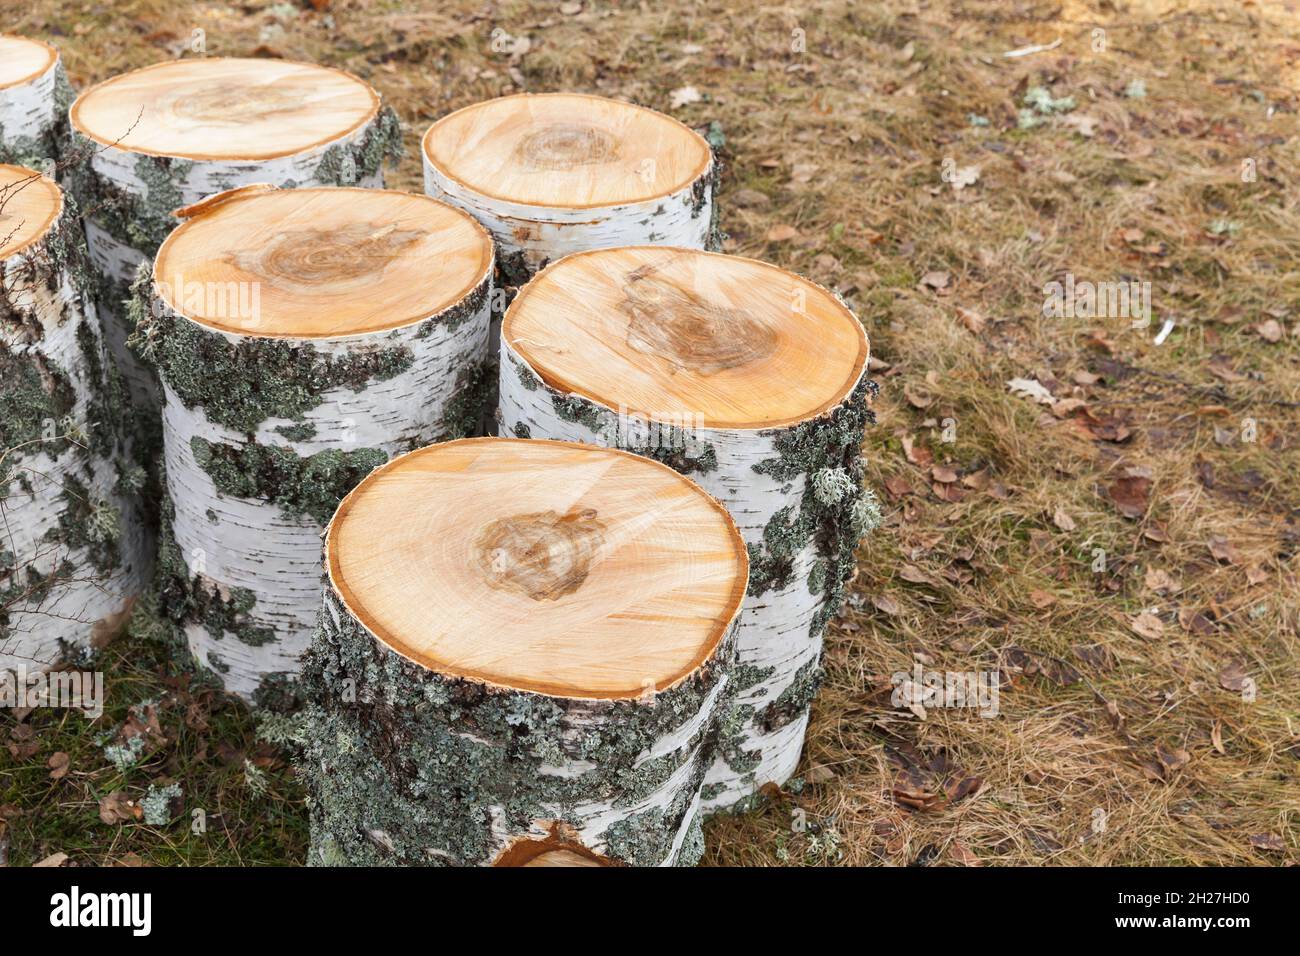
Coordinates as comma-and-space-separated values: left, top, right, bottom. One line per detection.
492, 825, 619, 867
503, 246, 870, 429
422, 93, 711, 209
0, 164, 62, 259
0, 36, 57, 90
70, 57, 380, 160
153, 186, 493, 337
325, 437, 747, 699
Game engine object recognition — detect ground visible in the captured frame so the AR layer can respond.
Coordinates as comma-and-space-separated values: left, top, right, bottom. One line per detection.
2, 0, 1297, 867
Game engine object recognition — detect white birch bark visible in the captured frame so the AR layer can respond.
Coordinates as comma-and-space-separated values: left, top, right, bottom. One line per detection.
146, 271, 491, 701
0, 183, 149, 670
498, 340, 875, 812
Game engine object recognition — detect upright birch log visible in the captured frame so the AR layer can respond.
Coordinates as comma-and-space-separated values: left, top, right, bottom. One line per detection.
0, 165, 148, 670
67, 57, 402, 434
422, 93, 717, 349
301, 438, 747, 866
497, 247, 880, 813
0, 36, 72, 169
134, 185, 493, 702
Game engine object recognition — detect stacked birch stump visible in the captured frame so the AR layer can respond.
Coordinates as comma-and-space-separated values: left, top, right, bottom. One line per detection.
135, 184, 492, 701
302, 439, 746, 866
0, 36, 882, 865
0, 165, 148, 669
0, 36, 71, 169
68, 57, 401, 436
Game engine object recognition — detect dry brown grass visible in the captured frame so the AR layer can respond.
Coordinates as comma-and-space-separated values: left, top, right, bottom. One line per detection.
3, 0, 1296, 866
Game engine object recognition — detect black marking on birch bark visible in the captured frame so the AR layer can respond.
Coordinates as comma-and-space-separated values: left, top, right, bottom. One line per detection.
0, 66, 72, 167
134, 298, 415, 433
299, 588, 732, 866
189, 437, 387, 526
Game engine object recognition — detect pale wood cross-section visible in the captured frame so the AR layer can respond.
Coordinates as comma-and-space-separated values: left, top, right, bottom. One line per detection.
422, 92, 711, 209
153, 185, 493, 337
70, 57, 379, 161
503, 246, 869, 429
326, 437, 747, 699
0, 36, 57, 90
0, 163, 61, 258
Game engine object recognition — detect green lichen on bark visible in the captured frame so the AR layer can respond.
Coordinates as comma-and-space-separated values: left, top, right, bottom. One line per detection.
747, 377, 878, 636
0, 346, 75, 457
757, 657, 823, 733
299, 590, 731, 866
154, 495, 275, 648
63, 135, 194, 260
44, 476, 121, 575
414, 272, 490, 337
132, 290, 415, 434
313, 107, 403, 186
439, 358, 494, 441
189, 437, 386, 526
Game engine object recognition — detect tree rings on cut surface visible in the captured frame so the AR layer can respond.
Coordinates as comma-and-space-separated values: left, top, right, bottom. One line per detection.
71, 58, 379, 161
326, 437, 747, 699
503, 246, 868, 429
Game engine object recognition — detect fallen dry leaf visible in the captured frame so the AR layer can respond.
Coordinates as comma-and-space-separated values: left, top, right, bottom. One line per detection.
955, 306, 985, 333
872, 594, 902, 616
1029, 589, 1057, 609
48, 751, 70, 781
1052, 508, 1076, 532
1129, 611, 1164, 639
1107, 475, 1151, 519
764, 224, 799, 242
1006, 377, 1056, 405
33, 852, 68, 868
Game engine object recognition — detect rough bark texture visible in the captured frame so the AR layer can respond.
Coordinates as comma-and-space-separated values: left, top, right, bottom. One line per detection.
0, 50, 72, 169
300, 587, 736, 866
65, 107, 403, 447
498, 340, 881, 813
0, 185, 149, 669
136, 268, 491, 702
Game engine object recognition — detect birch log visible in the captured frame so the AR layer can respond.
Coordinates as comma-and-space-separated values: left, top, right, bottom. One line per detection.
422, 92, 718, 365
0, 36, 72, 169
66, 57, 402, 442
497, 247, 880, 813
301, 438, 747, 867
0, 165, 148, 670
134, 185, 493, 703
